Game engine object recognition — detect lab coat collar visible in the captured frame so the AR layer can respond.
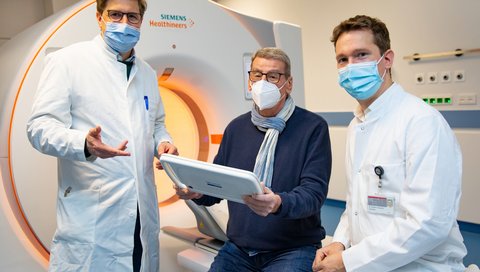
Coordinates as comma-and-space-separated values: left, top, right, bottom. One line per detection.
354, 82, 400, 122
94, 35, 136, 63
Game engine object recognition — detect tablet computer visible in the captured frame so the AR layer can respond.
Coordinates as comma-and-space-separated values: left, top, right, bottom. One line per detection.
159, 154, 263, 204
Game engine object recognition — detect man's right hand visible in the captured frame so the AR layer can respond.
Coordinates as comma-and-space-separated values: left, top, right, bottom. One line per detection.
312, 242, 346, 272
86, 126, 131, 159
174, 185, 203, 200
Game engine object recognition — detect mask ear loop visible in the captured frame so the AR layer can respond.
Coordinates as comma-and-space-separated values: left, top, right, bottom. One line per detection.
380, 68, 387, 80
376, 54, 385, 64
277, 79, 291, 102
377, 54, 388, 80
278, 79, 289, 90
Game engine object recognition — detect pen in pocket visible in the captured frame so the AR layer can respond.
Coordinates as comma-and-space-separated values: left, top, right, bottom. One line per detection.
144, 96, 149, 110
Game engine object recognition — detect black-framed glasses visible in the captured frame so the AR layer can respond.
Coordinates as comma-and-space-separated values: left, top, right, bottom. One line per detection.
248, 71, 284, 83
106, 10, 142, 24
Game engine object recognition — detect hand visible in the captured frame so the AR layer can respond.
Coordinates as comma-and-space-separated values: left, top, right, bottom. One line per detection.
242, 182, 281, 217
86, 126, 130, 159
173, 185, 203, 200
156, 142, 179, 170
312, 242, 346, 272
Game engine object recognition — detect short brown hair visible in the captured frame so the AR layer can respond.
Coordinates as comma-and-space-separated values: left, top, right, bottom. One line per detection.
331, 15, 390, 55
96, 0, 147, 16
251, 47, 291, 78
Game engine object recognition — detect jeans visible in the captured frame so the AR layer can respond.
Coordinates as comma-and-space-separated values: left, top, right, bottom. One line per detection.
208, 240, 318, 272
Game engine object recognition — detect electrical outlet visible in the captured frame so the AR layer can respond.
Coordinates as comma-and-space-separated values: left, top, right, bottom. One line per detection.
440, 71, 451, 83
415, 73, 425, 84
458, 93, 477, 105
427, 72, 438, 84
454, 70, 465, 82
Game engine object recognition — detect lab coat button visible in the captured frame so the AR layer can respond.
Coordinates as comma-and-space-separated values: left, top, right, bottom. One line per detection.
360, 126, 365, 131
129, 211, 136, 217
354, 212, 358, 216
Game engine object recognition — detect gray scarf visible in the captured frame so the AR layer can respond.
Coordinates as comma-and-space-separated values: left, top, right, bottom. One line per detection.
251, 96, 295, 187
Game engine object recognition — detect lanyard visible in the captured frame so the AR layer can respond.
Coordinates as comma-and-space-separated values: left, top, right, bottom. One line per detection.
374, 165, 384, 190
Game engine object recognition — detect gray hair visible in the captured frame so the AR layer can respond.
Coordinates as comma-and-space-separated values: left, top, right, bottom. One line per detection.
251, 47, 291, 78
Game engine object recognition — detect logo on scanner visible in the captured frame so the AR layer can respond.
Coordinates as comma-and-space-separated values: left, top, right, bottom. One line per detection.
149, 14, 195, 29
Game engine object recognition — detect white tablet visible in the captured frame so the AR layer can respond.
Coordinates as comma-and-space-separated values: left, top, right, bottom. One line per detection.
159, 154, 263, 203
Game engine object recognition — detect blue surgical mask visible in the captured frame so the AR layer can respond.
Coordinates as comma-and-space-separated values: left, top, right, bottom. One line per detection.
103, 21, 140, 53
338, 55, 386, 100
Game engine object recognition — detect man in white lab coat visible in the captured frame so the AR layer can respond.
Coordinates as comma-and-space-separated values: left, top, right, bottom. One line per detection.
312, 15, 467, 271
26, 0, 177, 271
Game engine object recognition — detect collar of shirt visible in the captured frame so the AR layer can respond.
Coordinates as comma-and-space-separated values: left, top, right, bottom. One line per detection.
354, 82, 399, 123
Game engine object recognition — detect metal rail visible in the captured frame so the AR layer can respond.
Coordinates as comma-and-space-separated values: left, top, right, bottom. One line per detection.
403, 48, 480, 61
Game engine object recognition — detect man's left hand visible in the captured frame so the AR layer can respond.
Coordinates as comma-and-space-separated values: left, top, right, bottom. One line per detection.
155, 142, 179, 170
242, 182, 281, 216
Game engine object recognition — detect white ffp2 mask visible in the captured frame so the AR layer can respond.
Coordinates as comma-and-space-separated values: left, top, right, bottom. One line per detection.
251, 80, 287, 110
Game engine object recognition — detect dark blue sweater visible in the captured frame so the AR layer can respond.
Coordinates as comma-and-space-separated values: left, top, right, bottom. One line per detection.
194, 106, 332, 251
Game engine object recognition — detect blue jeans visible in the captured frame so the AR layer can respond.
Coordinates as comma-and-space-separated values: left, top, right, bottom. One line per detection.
208, 241, 317, 272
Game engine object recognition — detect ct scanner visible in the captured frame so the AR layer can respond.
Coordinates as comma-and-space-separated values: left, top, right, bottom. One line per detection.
0, 0, 305, 270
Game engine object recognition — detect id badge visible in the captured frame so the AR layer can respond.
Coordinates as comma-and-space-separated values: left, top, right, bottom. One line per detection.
367, 194, 395, 215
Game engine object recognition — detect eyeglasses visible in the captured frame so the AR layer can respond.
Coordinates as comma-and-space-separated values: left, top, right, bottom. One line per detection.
248, 71, 284, 83
106, 10, 142, 24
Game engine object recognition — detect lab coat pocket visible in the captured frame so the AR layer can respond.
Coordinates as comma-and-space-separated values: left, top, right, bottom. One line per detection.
142, 95, 158, 134
142, 108, 154, 140
360, 162, 406, 235
147, 96, 159, 123
366, 162, 405, 196
49, 240, 94, 269
56, 186, 100, 241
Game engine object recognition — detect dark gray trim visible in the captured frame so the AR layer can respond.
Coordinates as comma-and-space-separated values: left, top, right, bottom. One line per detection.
317, 112, 353, 126
317, 110, 480, 129
440, 110, 480, 129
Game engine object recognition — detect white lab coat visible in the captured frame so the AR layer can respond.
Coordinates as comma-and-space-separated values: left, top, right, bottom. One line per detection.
27, 35, 172, 272
333, 83, 467, 271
